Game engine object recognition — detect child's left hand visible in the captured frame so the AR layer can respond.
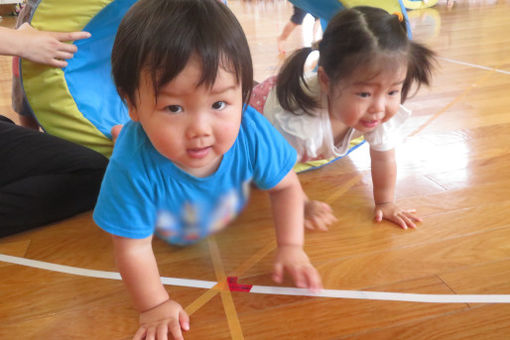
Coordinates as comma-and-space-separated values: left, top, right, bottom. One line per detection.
374, 202, 422, 230
304, 200, 337, 231
272, 245, 322, 292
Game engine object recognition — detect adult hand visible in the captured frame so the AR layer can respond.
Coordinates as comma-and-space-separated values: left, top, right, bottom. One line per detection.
16, 23, 91, 68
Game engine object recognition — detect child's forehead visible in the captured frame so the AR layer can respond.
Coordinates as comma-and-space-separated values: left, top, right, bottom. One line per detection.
343, 53, 408, 86
139, 64, 239, 96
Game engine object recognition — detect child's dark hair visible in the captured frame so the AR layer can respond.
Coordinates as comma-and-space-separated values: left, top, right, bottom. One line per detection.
277, 6, 435, 115
112, 0, 253, 107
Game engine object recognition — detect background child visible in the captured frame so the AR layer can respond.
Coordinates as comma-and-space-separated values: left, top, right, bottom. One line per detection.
251, 6, 436, 230
93, 1, 325, 339
277, 3, 320, 54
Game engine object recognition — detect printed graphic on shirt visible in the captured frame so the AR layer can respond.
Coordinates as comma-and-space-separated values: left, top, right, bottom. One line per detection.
155, 180, 252, 245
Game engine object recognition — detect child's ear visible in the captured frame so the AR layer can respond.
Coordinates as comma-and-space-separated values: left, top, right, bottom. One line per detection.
317, 66, 330, 93
123, 94, 140, 122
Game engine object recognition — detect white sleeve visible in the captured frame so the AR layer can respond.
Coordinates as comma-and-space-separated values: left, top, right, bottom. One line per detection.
364, 105, 412, 152
262, 75, 332, 161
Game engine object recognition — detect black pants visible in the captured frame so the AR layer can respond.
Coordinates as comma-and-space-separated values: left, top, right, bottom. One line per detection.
0, 116, 108, 237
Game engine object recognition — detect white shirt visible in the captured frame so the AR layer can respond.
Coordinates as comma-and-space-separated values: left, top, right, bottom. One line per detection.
262, 73, 411, 162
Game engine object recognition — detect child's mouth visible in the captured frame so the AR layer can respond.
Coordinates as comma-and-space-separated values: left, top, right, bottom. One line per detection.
187, 146, 211, 159
360, 119, 379, 128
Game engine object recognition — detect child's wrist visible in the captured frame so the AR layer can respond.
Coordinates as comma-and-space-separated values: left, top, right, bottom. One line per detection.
375, 200, 394, 205
140, 297, 171, 313
277, 243, 303, 249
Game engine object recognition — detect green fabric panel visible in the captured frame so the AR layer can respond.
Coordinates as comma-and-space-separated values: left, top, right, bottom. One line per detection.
293, 136, 365, 173
22, 0, 114, 157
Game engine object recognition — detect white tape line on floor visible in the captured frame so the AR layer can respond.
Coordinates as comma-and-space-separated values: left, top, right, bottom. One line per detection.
2, 253, 510, 303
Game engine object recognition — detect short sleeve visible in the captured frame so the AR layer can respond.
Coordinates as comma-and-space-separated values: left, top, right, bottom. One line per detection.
242, 106, 297, 190
93, 124, 156, 239
364, 105, 411, 152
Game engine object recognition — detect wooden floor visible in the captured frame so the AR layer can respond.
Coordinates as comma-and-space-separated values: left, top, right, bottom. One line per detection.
2, 0, 510, 338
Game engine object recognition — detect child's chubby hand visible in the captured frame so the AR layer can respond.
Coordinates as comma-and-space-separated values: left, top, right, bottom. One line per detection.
134, 299, 189, 340
304, 200, 337, 231
272, 245, 323, 292
374, 202, 422, 230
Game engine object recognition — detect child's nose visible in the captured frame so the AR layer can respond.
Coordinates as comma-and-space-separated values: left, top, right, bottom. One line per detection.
187, 112, 211, 138
369, 96, 385, 113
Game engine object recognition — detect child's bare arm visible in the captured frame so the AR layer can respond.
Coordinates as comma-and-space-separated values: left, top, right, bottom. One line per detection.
268, 171, 323, 291
112, 235, 189, 340
0, 23, 90, 67
370, 148, 422, 229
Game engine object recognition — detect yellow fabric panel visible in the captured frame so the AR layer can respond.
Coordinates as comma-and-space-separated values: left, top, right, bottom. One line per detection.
341, 0, 403, 14
22, 0, 114, 157
403, 0, 438, 10
294, 136, 365, 173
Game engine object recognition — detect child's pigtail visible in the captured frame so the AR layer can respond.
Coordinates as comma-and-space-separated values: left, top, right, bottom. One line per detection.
402, 41, 436, 102
276, 47, 319, 115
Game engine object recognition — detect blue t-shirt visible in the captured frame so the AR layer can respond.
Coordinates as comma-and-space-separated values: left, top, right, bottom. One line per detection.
93, 106, 297, 245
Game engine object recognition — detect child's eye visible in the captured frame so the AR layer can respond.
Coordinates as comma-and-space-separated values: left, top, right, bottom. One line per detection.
388, 90, 400, 96
212, 101, 226, 110
165, 105, 183, 113
357, 92, 371, 98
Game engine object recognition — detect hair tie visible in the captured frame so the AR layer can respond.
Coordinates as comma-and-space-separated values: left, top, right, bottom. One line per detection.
393, 12, 404, 22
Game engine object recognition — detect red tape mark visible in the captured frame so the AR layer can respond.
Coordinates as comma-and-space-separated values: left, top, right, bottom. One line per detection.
227, 276, 252, 292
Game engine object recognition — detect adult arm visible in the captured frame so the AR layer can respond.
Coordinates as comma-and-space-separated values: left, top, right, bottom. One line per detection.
0, 23, 90, 67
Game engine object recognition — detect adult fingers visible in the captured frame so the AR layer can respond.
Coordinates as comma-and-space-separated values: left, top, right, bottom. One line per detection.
52, 31, 91, 42
58, 42, 78, 54
47, 58, 68, 68
55, 51, 75, 60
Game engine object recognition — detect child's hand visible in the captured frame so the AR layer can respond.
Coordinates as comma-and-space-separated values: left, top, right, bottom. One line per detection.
134, 299, 190, 340
273, 245, 322, 292
304, 200, 337, 231
16, 23, 91, 68
374, 202, 422, 230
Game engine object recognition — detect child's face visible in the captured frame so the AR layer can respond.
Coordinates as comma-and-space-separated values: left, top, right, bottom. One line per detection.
319, 63, 407, 133
127, 56, 243, 177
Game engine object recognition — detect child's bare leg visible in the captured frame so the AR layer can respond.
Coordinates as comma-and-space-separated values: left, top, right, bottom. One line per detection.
277, 21, 298, 54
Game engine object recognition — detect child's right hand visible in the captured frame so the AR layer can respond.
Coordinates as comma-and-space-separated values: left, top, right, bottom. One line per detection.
134, 299, 190, 340
304, 200, 337, 231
